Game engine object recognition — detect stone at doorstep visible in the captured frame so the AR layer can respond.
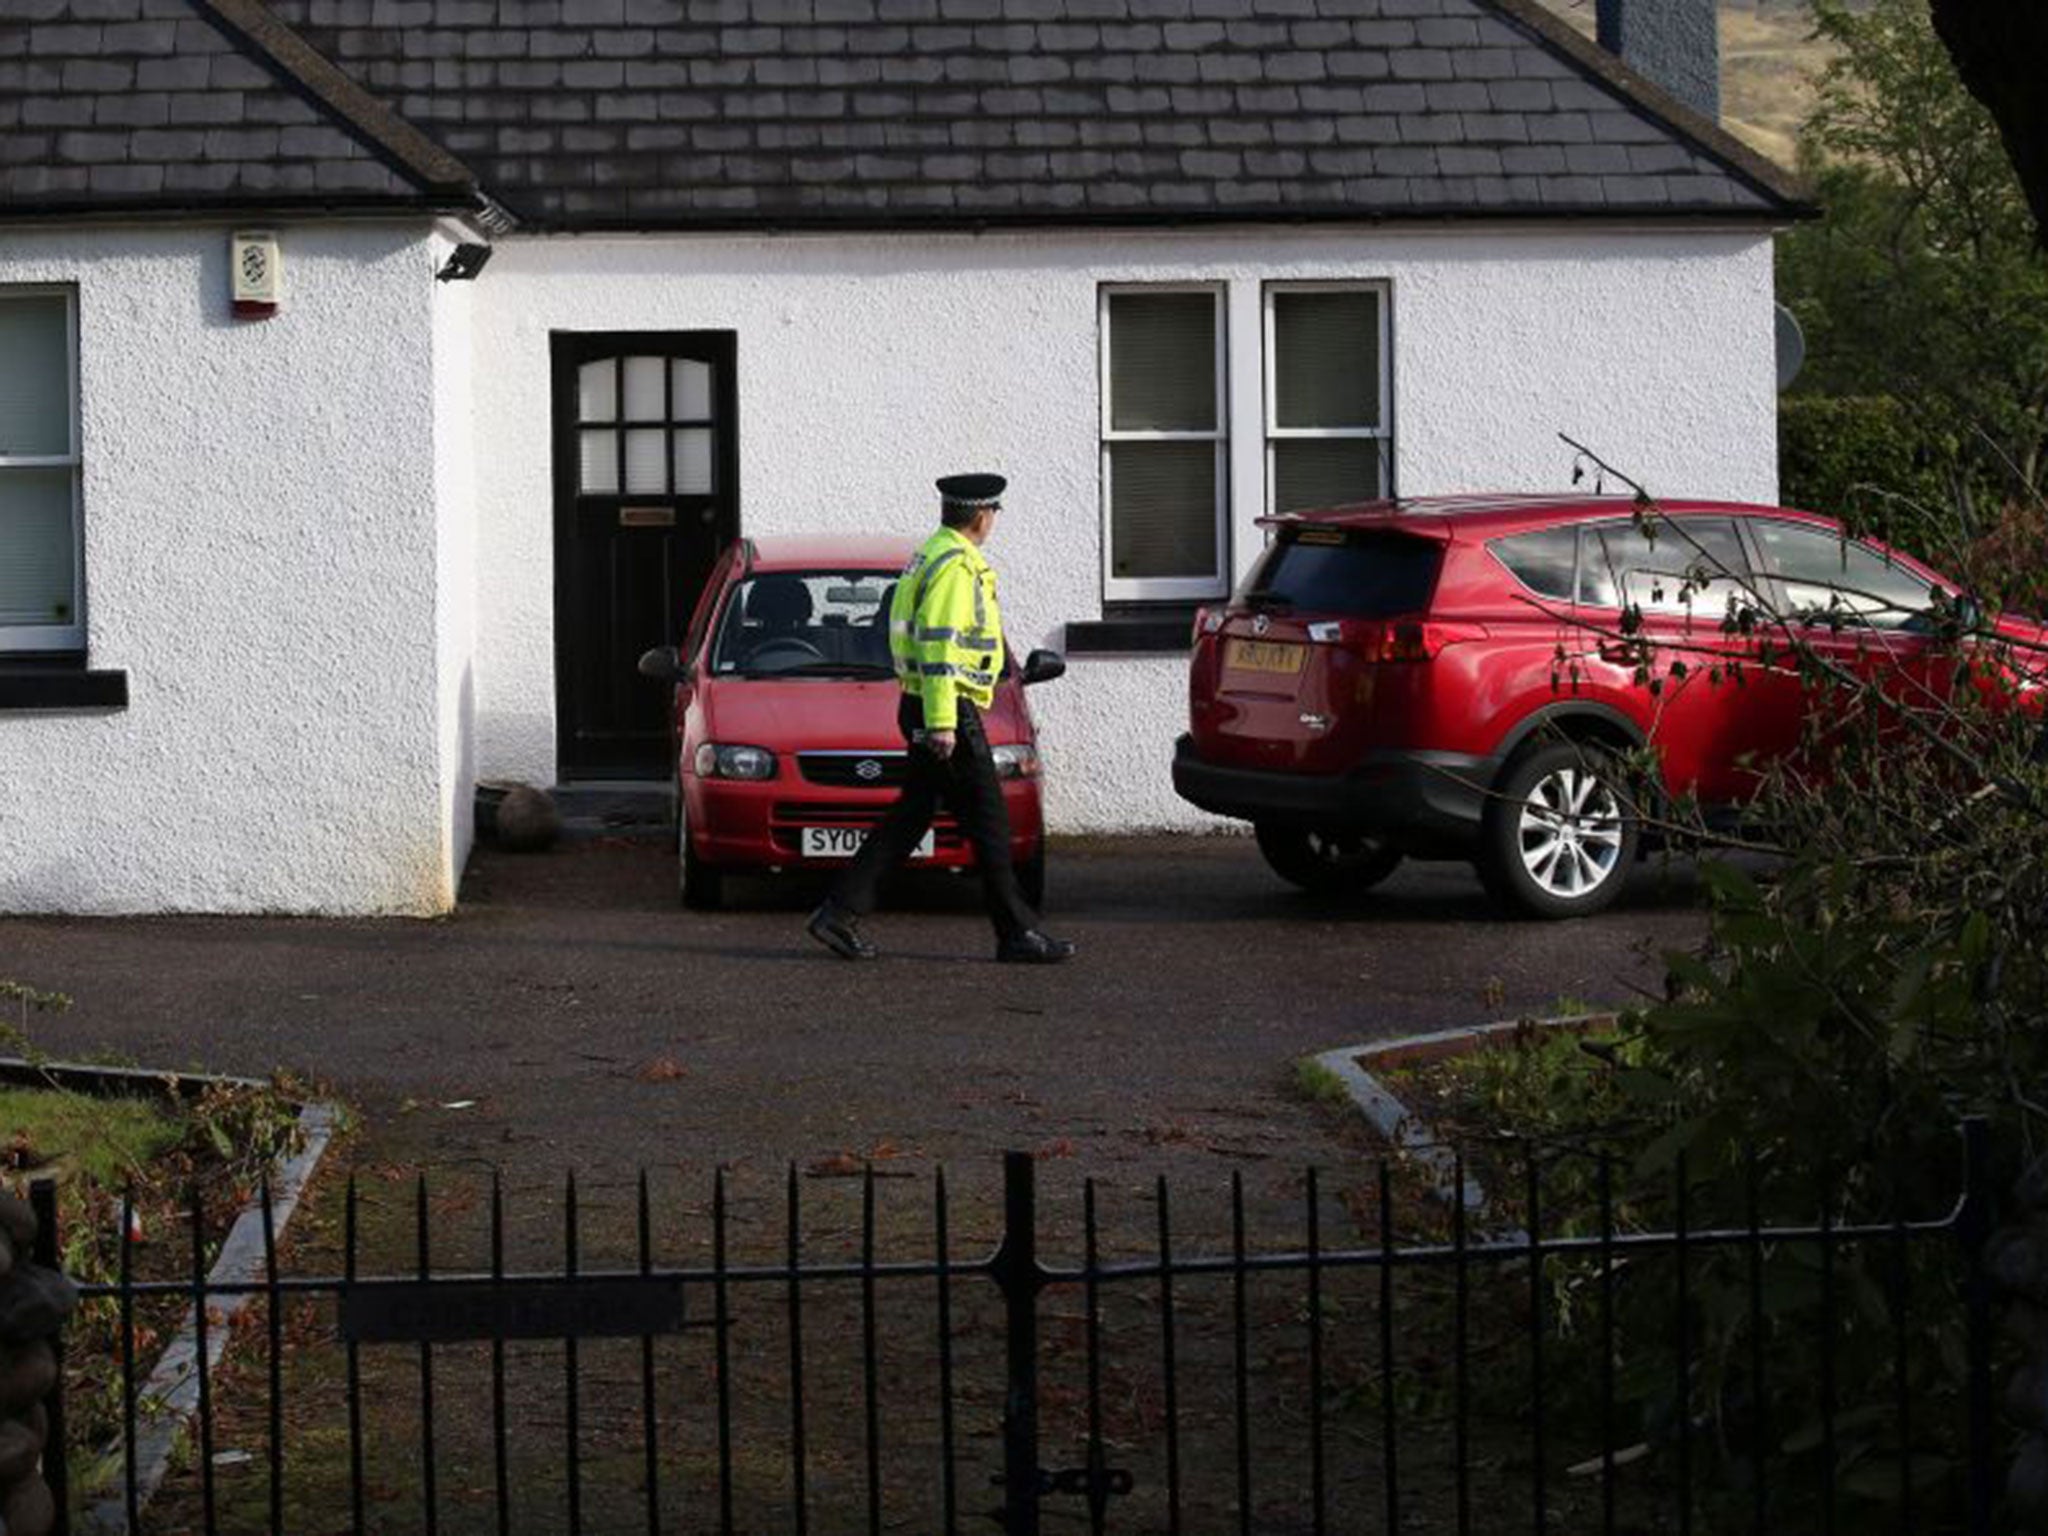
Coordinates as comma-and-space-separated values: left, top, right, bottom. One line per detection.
0, 1270, 73, 1346
0, 1194, 32, 1248
0, 1183, 72, 1536
0, 1414, 42, 1481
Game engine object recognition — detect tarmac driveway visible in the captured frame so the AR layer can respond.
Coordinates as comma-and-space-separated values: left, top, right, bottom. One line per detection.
10, 839, 1717, 1535
1, 834, 1708, 1199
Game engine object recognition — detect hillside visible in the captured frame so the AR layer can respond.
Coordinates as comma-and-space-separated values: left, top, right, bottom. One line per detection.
1530, 0, 1847, 168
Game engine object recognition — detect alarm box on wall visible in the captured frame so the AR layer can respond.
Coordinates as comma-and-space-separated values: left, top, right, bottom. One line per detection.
230, 230, 281, 318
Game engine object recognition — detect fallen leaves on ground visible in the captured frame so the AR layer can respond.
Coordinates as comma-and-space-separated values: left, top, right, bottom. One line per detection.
803, 1140, 925, 1179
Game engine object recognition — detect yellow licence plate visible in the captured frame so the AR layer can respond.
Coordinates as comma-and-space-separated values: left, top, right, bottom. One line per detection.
1226, 639, 1304, 674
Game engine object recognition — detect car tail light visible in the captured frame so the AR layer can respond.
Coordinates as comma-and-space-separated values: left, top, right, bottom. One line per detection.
1365, 620, 1491, 662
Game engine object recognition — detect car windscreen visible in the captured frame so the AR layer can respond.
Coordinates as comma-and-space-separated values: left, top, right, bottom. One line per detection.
710, 570, 900, 677
1238, 528, 1444, 618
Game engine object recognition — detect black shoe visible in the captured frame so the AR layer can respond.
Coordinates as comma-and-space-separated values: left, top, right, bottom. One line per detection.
996, 930, 1077, 965
807, 902, 878, 961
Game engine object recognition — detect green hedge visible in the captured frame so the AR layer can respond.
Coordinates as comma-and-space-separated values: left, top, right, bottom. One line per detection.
1779, 393, 2045, 607
1777, 394, 1966, 556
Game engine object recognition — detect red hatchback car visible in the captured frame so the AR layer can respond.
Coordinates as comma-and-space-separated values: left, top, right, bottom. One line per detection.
638, 536, 1064, 910
1174, 495, 2041, 918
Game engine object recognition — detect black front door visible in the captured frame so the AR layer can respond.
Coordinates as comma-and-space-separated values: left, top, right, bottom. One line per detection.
552, 331, 738, 781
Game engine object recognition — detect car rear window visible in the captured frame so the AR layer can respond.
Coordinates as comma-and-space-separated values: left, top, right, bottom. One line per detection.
1240, 528, 1443, 618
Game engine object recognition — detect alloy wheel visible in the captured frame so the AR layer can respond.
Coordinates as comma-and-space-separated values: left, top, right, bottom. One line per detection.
1515, 765, 1626, 900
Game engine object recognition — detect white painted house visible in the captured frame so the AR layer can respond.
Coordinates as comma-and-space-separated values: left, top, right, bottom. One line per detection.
0, 0, 1806, 914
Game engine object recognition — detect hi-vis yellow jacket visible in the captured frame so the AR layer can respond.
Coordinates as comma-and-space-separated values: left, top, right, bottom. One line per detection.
890, 527, 1003, 730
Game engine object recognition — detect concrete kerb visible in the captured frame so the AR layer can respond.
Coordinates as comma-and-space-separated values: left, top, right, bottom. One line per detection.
0, 1057, 341, 1536
1311, 1011, 1621, 1234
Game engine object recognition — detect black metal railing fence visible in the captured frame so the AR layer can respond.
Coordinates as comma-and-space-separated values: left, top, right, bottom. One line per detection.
33, 1119, 2000, 1535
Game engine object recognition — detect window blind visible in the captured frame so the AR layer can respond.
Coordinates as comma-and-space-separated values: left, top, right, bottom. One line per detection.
0, 296, 70, 458
1273, 290, 1380, 431
0, 468, 75, 627
1272, 438, 1382, 515
1109, 293, 1217, 434
1109, 440, 1217, 580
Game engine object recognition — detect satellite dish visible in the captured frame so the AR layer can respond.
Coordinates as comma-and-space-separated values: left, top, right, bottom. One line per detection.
1775, 303, 1806, 392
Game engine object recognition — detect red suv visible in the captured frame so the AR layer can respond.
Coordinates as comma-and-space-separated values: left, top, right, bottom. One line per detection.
639, 536, 1065, 910
1174, 495, 2038, 918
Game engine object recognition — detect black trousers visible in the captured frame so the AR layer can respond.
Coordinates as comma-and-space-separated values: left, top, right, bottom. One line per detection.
828, 695, 1038, 942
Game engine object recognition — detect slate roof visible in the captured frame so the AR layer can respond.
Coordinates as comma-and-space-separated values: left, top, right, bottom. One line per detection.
0, 0, 1809, 229
0, 0, 473, 216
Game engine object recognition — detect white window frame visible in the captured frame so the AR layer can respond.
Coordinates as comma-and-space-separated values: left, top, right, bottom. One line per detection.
0, 285, 84, 654
1262, 280, 1393, 516
1098, 283, 1231, 605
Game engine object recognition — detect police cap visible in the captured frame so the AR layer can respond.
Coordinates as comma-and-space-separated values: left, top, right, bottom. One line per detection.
936, 473, 1006, 510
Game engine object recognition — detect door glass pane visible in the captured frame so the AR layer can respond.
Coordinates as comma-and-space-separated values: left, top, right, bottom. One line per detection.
577, 360, 617, 424
624, 428, 667, 494
1594, 518, 1756, 620
1272, 439, 1382, 515
0, 468, 77, 625
673, 360, 713, 421
580, 429, 619, 494
0, 296, 71, 459
1273, 290, 1380, 430
1109, 293, 1216, 433
1109, 440, 1218, 581
674, 428, 714, 495
623, 357, 666, 421
1750, 519, 1940, 628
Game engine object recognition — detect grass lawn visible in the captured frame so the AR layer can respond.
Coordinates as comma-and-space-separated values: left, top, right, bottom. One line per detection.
4, 1070, 310, 1486
1, 1085, 184, 1189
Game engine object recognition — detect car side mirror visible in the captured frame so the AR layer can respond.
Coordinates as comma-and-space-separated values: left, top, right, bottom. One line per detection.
637, 645, 686, 681
1022, 648, 1066, 686
1924, 591, 1985, 640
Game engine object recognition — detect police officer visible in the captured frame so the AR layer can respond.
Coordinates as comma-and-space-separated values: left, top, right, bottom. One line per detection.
806, 474, 1077, 964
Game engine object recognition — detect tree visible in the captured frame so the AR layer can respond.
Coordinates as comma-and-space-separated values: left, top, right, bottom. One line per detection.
1777, 0, 2048, 508
1479, 432, 2048, 1523
1929, 0, 2048, 251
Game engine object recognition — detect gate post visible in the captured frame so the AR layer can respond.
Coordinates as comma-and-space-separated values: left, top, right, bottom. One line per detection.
993, 1151, 1043, 1536
1985, 1120, 2048, 1530
1, 1179, 79, 1536
1959, 1118, 1997, 1534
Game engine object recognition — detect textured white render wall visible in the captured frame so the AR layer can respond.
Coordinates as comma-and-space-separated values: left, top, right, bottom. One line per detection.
0, 223, 456, 913
472, 225, 1778, 831
431, 228, 478, 894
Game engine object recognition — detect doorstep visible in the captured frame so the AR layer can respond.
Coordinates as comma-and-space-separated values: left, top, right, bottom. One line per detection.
549, 781, 671, 840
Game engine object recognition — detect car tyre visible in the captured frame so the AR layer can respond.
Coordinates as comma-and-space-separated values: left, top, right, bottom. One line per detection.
1016, 845, 1047, 911
677, 791, 725, 911
1477, 740, 1638, 919
1254, 823, 1402, 898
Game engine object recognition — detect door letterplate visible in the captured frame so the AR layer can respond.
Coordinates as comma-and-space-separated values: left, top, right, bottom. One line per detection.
620, 507, 676, 528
